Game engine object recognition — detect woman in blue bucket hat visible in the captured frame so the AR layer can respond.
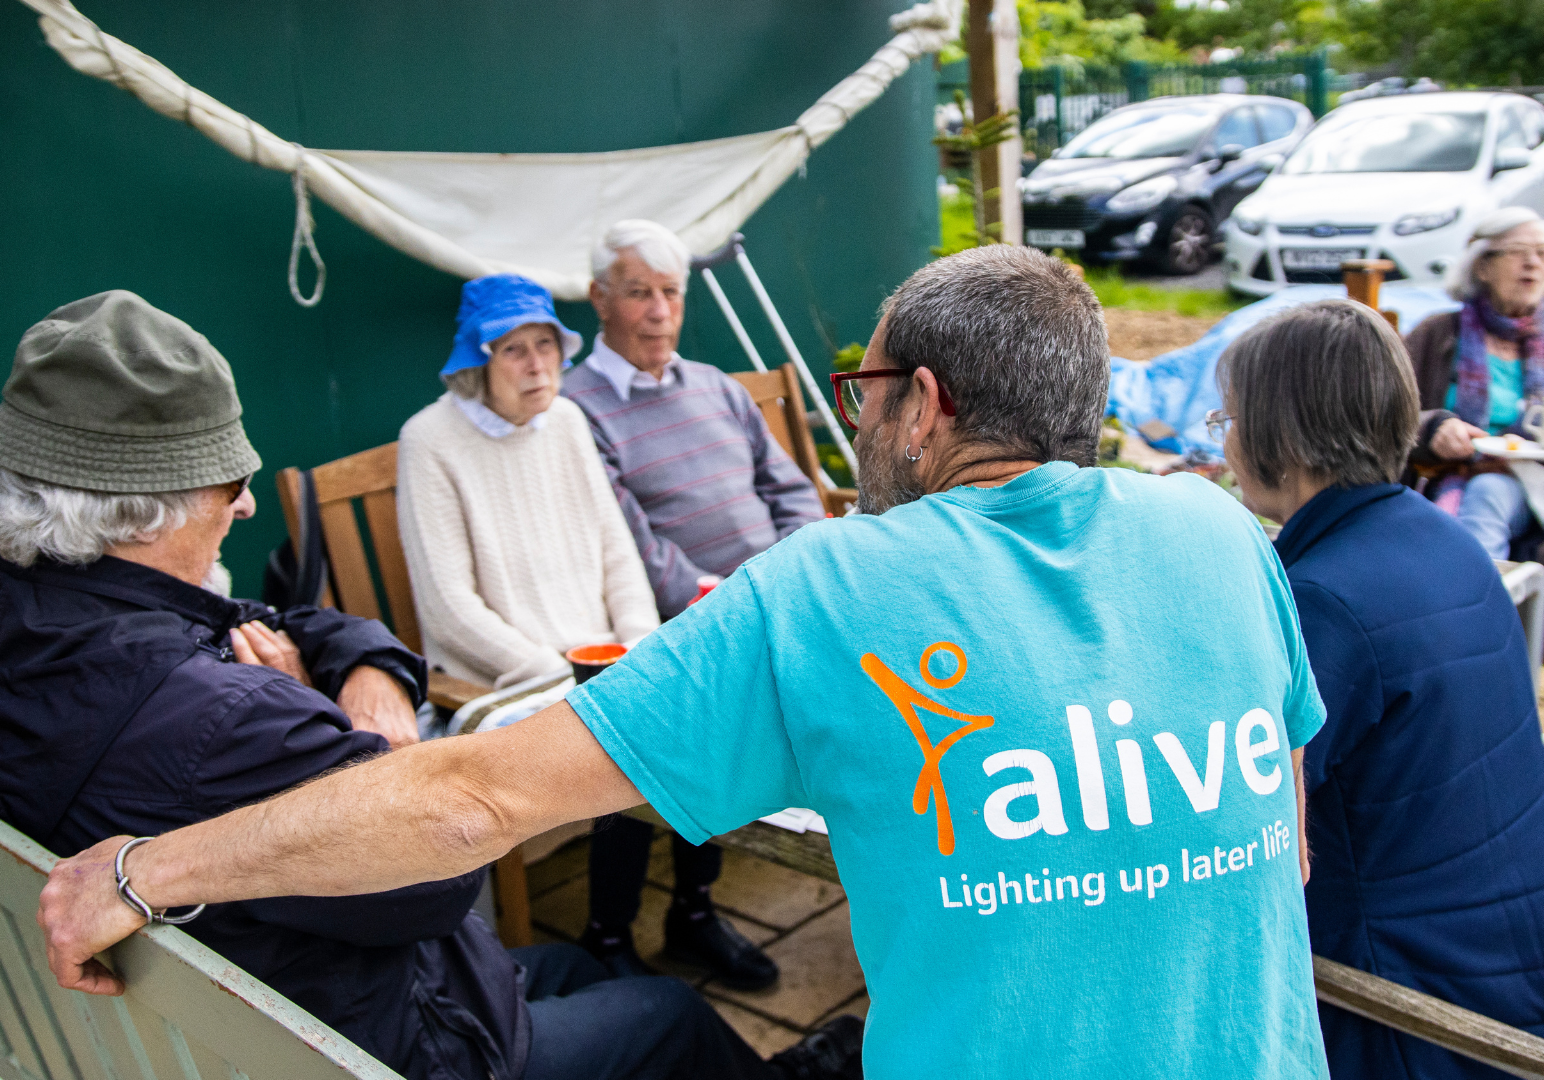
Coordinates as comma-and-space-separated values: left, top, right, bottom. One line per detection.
398, 274, 658, 705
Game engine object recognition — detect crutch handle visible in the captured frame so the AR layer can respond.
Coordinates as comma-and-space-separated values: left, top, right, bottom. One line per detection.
690, 233, 746, 273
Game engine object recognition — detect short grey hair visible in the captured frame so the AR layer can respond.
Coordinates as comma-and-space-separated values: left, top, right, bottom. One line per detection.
1445, 206, 1543, 301
444, 366, 486, 401
879, 246, 1109, 466
591, 220, 691, 293
1218, 299, 1418, 489
0, 467, 202, 567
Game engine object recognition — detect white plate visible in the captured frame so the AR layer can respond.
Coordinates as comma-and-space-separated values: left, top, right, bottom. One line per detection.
1026, 228, 1085, 249
1280, 247, 1365, 270
1473, 435, 1544, 460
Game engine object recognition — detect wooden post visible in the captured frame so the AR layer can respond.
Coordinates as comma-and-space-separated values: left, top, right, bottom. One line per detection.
493, 846, 534, 947
1341, 258, 1396, 312
993, 0, 1022, 245
968, 0, 1001, 239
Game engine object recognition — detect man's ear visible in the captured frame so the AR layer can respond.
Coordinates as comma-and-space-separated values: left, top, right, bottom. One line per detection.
908, 366, 947, 444
588, 279, 607, 315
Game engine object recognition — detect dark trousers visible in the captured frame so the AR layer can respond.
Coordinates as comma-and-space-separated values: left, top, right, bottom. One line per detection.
588, 814, 722, 928
517, 943, 775, 1080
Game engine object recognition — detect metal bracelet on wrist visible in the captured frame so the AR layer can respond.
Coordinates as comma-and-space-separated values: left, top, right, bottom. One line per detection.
114, 837, 206, 926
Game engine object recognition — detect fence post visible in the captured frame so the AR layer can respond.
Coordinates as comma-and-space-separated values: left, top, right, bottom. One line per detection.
1305, 49, 1329, 117
1124, 60, 1149, 104
1051, 64, 1065, 151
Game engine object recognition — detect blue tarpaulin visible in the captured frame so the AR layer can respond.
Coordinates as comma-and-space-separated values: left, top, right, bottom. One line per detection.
1106, 284, 1461, 455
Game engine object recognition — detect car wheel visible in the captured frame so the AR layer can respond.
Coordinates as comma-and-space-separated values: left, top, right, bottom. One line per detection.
1162, 209, 1213, 275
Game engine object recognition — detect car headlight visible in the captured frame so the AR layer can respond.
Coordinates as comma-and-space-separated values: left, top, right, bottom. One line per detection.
1392, 207, 1460, 236
1233, 215, 1265, 236
1106, 175, 1178, 215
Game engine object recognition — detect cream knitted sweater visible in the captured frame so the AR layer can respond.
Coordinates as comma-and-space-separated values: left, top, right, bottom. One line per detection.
397, 394, 659, 687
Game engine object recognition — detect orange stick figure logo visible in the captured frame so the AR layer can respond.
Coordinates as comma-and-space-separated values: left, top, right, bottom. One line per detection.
861, 642, 994, 856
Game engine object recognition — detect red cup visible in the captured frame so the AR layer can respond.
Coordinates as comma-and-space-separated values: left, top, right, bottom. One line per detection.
565, 643, 628, 685
688, 574, 722, 606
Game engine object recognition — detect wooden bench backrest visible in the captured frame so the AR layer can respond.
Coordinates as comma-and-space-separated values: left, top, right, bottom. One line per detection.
0, 820, 399, 1080
275, 445, 421, 654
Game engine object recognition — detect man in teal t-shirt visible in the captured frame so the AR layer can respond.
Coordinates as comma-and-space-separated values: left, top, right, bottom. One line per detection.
573, 460, 1325, 1079
40, 246, 1327, 1080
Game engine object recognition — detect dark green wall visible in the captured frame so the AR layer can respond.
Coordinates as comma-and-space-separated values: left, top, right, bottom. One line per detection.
0, 1, 938, 596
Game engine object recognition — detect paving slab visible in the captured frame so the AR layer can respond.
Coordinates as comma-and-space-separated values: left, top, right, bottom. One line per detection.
647, 842, 845, 931
706, 903, 866, 1029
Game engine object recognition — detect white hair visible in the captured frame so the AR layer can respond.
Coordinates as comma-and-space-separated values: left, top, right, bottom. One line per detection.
0, 467, 202, 567
1445, 206, 1544, 301
444, 366, 487, 401
591, 219, 691, 292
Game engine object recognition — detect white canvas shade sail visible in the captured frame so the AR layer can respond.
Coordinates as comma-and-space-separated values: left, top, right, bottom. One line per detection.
19, 0, 960, 301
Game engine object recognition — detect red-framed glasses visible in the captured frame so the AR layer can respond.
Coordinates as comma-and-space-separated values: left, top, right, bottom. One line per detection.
829, 369, 957, 431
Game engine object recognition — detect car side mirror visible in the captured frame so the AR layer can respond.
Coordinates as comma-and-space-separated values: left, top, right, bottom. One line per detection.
1494, 147, 1533, 174
1051, 147, 1065, 159
1218, 143, 1246, 164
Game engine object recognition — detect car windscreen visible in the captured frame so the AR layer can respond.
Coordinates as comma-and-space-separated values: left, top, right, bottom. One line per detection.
1281, 111, 1487, 173
1059, 105, 1217, 159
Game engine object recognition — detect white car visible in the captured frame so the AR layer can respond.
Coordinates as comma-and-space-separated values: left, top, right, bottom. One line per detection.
1226, 91, 1544, 296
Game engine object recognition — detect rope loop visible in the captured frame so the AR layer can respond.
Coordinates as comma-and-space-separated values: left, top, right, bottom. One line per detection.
287, 144, 326, 308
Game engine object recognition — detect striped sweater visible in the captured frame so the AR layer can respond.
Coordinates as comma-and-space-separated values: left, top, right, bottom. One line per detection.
562, 356, 824, 618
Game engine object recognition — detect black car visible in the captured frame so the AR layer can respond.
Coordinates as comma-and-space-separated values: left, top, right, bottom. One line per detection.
1020, 94, 1312, 274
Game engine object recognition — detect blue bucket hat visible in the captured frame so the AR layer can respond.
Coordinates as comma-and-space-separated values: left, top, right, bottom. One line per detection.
440, 274, 583, 379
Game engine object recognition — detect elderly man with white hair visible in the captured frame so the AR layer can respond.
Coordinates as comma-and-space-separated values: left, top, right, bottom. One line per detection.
1405, 206, 1544, 556
561, 220, 824, 987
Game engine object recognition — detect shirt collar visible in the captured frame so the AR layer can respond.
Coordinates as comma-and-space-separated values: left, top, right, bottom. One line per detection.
1272, 483, 1405, 570
586, 334, 681, 402
451, 393, 548, 438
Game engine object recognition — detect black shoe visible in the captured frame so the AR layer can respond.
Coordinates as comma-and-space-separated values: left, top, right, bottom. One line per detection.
576, 923, 658, 980
769, 1015, 864, 1080
663, 905, 779, 990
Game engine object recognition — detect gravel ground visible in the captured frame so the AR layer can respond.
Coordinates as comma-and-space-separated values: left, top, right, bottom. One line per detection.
1120, 259, 1228, 292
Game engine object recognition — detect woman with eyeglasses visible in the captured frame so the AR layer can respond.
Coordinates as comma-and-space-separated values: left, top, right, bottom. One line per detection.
1404, 206, 1544, 557
1214, 298, 1544, 1079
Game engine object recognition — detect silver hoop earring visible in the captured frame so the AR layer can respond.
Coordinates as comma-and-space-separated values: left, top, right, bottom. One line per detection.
904, 444, 924, 463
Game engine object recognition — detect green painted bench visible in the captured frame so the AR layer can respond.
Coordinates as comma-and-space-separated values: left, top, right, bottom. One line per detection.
0, 821, 399, 1080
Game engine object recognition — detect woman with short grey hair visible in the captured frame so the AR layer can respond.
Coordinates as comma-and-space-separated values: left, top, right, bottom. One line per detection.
1404, 206, 1544, 557
1216, 297, 1544, 1080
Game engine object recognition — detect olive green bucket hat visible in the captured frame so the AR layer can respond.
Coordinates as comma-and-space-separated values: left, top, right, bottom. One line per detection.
0, 291, 262, 493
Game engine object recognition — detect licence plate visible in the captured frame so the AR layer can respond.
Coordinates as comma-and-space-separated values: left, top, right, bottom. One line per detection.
1281, 247, 1365, 270
1027, 229, 1085, 249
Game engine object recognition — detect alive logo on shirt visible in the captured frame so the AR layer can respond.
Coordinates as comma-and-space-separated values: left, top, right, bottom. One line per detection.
861, 642, 1285, 856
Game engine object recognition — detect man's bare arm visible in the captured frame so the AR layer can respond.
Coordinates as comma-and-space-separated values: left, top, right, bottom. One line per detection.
39, 700, 640, 994
1293, 747, 1309, 885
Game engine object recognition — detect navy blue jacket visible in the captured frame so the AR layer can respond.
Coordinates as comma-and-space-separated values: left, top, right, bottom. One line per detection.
1277, 485, 1544, 1079
0, 555, 530, 1080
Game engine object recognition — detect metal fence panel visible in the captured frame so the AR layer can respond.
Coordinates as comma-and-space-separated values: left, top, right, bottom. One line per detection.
939, 51, 1329, 155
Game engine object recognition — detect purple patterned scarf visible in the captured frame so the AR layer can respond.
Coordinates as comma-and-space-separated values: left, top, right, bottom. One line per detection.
1454, 292, 1544, 429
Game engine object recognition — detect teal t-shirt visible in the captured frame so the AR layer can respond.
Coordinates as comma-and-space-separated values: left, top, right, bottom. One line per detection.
569, 462, 1327, 1079
1444, 353, 1524, 433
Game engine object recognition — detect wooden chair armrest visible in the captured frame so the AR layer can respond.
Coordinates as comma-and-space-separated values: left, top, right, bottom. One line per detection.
823, 487, 858, 516
426, 671, 493, 712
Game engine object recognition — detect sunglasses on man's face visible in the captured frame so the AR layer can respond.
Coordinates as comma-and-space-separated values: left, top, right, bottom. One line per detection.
225, 474, 253, 504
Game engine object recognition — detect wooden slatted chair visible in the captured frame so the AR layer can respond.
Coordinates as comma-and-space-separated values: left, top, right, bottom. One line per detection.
273, 447, 531, 948
0, 819, 401, 1080
732, 363, 858, 517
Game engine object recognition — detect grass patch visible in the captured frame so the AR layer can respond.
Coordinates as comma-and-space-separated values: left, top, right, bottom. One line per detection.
1083, 266, 1249, 318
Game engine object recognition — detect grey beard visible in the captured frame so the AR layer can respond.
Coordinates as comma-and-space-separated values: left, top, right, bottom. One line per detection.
855, 427, 927, 515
